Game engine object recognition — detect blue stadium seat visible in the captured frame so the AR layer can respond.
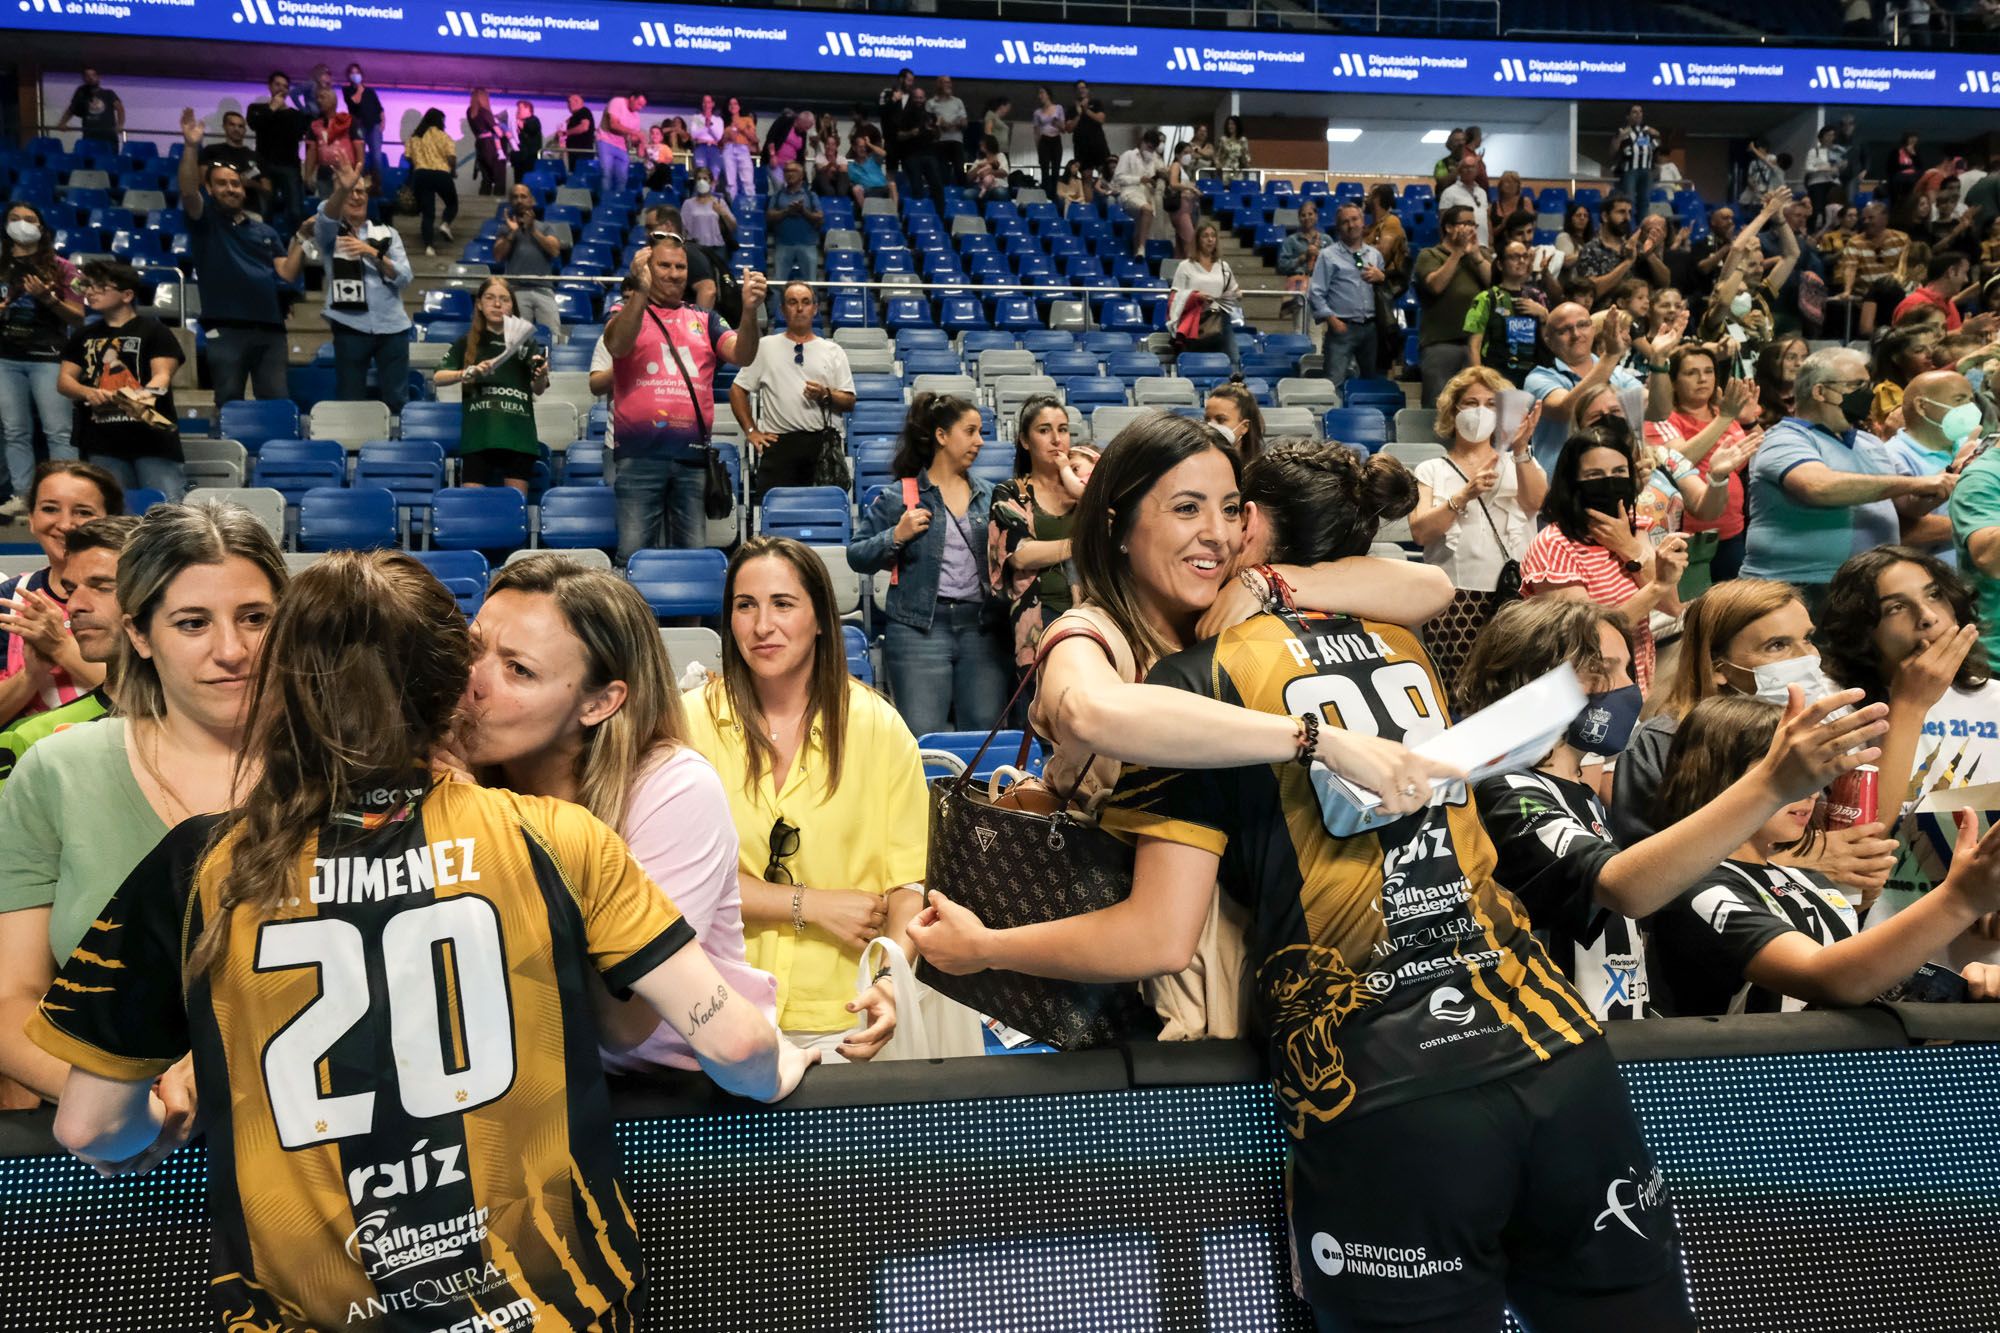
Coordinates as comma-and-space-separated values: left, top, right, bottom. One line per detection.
884, 296, 934, 331
1066, 377, 1129, 408
562, 443, 606, 486
1041, 350, 1098, 379
1322, 407, 1389, 451
298, 487, 400, 552
421, 289, 473, 321
761, 486, 853, 543
626, 548, 728, 618
218, 400, 301, 454
399, 403, 463, 449
1176, 353, 1233, 382
1340, 378, 1405, 413
842, 623, 873, 684
353, 450, 442, 535
408, 549, 488, 618
853, 374, 907, 404
431, 487, 528, 551
537, 486, 618, 550
125, 487, 167, 515
852, 440, 897, 501
900, 349, 962, 378
919, 730, 1045, 782
1107, 352, 1165, 382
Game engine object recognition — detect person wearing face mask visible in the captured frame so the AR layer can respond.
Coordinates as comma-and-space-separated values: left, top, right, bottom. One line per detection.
1744, 347, 1955, 611
1648, 694, 2000, 1015
1465, 598, 1887, 1021
1203, 379, 1266, 461
1820, 549, 1997, 951
1872, 370, 1983, 566
341, 64, 384, 185
1521, 432, 1689, 694
913, 444, 1701, 1333
0, 202, 85, 516
1409, 368, 1545, 690
846, 393, 1009, 738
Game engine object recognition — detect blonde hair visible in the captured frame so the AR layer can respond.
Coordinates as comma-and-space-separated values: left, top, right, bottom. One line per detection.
1434, 365, 1510, 443
114, 502, 289, 721
482, 555, 687, 829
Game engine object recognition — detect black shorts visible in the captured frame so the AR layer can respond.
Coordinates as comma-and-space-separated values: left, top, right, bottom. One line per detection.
1289, 1039, 1694, 1333
460, 448, 535, 485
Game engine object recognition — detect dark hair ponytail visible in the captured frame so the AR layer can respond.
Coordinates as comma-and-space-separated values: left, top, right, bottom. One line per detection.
892, 391, 978, 479
1240, 442, 1414, 564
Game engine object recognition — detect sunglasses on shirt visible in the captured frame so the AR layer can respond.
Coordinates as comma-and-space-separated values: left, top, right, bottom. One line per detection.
765, 817, 801, 885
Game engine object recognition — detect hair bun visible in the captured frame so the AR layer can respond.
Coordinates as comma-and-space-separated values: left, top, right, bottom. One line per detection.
1360, 454, 1418, 523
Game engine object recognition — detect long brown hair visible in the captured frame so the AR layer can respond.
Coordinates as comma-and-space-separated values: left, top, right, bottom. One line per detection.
1206, 378, 1266, 461
1073, 411, 1241, 673
188, 551, 471, 982
1456, 599, 1627, 718
703, 537, 851, 796
464, 276, 515, 355
1655, 695, 1814, 854
114, 501, 290, 722
1820, 546, 1989, 706
482, 555, 688, 829
1646, 579, 1804, 721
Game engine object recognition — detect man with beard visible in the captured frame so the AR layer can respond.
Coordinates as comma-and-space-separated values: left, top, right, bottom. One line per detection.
1571, 195, 1659, 306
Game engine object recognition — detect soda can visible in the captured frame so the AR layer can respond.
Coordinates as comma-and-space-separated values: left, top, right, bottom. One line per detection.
1825, 765, 1879, 831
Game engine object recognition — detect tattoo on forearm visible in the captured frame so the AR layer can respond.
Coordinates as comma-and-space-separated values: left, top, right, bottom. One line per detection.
688, 985, 727, 1030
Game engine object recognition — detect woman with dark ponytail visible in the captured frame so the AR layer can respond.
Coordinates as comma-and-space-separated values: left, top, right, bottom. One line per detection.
914, 441, 1705, 1330
847, 391, 1010, 736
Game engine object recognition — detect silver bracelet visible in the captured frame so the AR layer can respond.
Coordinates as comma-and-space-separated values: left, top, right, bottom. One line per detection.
790, 887, 806, 936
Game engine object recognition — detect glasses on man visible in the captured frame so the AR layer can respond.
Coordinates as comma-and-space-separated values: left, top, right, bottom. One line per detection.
765, 817, 801, 885
793, 342, 806, 366
647, 230, 684, 245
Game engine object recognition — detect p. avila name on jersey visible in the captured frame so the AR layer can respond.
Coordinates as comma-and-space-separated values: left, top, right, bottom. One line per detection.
308, 838, 480, 905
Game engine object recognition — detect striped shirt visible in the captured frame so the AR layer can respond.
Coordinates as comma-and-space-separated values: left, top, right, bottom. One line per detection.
1519, 524, 1658, 693
1836, 227, 1910, 291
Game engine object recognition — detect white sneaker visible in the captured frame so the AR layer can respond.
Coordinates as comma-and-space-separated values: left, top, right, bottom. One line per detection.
0, 495, 25, 520
425, 245, 436, 257
438, 223, 455, 242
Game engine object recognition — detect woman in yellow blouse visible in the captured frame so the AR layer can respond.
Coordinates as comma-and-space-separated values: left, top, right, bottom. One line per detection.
681, 537, 919, 1061
405, 107, 460, 257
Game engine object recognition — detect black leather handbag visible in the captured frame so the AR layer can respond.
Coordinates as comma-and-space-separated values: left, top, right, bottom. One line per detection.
915, 628, 1161, 1049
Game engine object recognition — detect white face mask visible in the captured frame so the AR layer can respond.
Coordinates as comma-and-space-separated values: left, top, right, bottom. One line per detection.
1739, 653, 1843, 711
1454, 405, 1498, 443
695, 179, 712, 195
1729, 291, 1755, 317
1210, 421, 1237, 446
6, 220, 40, 245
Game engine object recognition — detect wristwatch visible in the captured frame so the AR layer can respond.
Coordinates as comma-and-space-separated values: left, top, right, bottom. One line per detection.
1620, 556, 1644, 575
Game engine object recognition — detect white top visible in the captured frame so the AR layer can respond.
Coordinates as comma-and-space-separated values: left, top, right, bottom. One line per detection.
1112, 146, 1163, 195
1869, 680, 2000, 968
929, 94, 968, 143
1412, 450, 1534, 592
1438, 181, 1491, 249
1171, 256, 1241, 318
733, 333, 856, 434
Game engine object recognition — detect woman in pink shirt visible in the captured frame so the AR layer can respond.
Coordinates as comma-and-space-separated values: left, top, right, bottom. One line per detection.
1649, 342, 1758, 582
455, 554, 776, 1072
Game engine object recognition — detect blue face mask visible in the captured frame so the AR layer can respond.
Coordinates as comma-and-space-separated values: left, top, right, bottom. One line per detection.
1566, 685, 1644, 755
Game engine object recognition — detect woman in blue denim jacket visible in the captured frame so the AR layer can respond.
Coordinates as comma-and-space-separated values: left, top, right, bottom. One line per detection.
847, 392, 1011, 737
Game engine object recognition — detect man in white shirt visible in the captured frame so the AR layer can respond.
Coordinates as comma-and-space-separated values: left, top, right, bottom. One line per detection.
1112, 129, 1167, 257
599, 91, 646, 197
929, 75, 970, 184
1438, 155, 1490, 250
729, 281, 857, 500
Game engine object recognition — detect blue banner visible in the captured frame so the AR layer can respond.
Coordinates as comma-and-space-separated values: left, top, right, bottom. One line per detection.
6, 0, 1994, 108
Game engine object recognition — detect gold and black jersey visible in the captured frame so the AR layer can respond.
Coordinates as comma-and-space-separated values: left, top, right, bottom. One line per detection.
28, 775, 695, 1332
1101, 611, 1600, 1139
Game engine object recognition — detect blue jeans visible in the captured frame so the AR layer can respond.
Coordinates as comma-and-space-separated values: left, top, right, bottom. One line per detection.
768, 243, 820, 320
85, 454, 187, 504
613, 454, 710, 561
1321, 319, 1376, 388
330, 324, 411, 412
1620, 168, 1654, 209
597, 140, 630, 197
360, 122, 385, 184
885, 600, 1011, 739
0, 359, 75, 493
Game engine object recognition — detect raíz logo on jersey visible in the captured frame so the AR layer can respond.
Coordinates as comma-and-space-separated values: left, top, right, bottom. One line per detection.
347, 1140, 469, 1206
345, 1205, 492, 1280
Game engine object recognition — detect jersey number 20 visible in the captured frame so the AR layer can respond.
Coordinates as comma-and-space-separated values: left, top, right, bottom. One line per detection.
256, 897, 516, 1149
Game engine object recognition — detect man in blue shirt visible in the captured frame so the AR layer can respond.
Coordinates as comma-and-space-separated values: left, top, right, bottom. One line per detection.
1307, 202, 1385, 390
765, 160, 823, 322
177, 105, 304, 407
1872, 368, 1981, 567
1744, 346, 1954, 610
1522, 303, 1646, 473
311, 159, 412, 411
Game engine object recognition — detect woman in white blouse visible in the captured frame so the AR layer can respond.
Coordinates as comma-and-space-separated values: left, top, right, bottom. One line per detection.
1171, 221, 1243, 368
1410, 367, 1547, 587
